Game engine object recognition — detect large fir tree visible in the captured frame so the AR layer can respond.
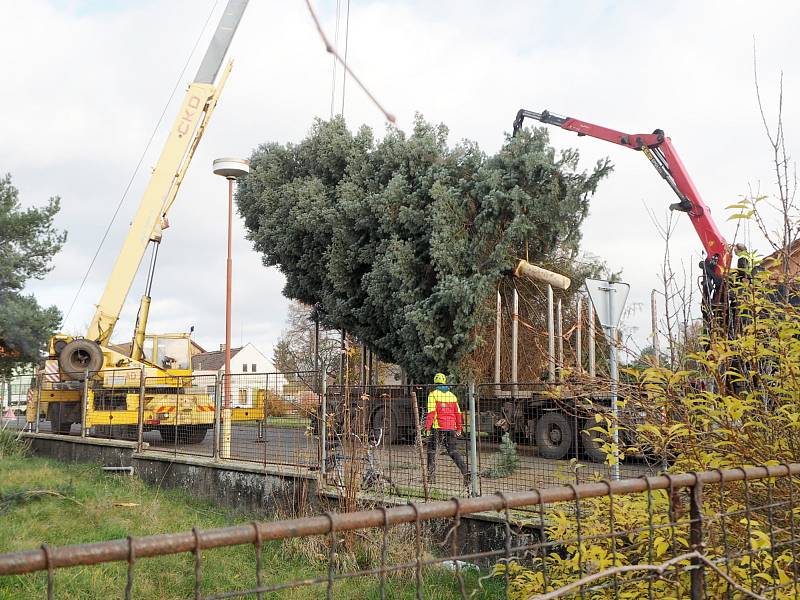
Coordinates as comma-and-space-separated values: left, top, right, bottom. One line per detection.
237, 117, 611, 380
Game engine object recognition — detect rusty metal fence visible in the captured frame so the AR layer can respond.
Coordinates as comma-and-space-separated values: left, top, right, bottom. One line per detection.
2, 464, 799, 599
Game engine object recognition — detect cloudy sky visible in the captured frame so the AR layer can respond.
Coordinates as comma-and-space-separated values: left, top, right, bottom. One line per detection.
2, 0, 798, 364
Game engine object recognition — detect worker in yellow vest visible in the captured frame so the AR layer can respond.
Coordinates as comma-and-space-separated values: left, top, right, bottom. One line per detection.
424, 372, 469, 487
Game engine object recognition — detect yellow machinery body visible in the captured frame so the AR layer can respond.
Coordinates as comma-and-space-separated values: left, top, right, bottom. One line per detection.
28, 332, 265, 438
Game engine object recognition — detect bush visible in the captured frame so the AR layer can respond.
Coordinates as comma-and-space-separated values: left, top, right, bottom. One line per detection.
500, 261, 800, 598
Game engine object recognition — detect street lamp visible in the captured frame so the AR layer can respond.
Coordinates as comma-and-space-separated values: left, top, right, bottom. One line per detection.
213, 157, 249, 459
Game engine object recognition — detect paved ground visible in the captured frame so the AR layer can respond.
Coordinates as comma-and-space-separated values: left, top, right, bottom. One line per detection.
3, 415, 654, 499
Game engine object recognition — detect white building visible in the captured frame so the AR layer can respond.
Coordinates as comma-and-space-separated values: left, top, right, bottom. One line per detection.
192, 343, 287, 408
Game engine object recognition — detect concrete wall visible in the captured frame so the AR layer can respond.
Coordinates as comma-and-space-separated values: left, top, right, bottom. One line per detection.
22, 433, 136, 466
132, 453, 320, 516
21, 433, 320, 516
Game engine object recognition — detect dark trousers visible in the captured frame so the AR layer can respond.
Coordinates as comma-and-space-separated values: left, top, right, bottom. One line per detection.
427, 430, 468, 476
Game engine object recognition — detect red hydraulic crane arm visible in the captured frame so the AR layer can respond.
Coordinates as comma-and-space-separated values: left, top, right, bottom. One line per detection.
513, 109, 730, 274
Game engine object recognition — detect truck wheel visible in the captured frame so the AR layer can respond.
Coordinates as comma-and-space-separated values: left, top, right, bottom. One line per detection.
371, 407, 399, 445
580, 419, 608, 463
58, 339, 103, 380
47, 403, 74, 435
535, 411, 573, 460
179, 425, 209, 445
158, 427, 176, 444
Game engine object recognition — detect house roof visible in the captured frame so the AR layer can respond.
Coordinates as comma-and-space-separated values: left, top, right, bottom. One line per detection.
110, 339, 207, 357
192, 347, 243, 371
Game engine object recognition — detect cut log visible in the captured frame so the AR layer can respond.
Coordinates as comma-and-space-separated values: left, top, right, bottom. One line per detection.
513, 260, 571, 290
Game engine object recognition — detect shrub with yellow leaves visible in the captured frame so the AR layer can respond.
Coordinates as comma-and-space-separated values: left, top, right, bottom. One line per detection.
498, 258, 800, 598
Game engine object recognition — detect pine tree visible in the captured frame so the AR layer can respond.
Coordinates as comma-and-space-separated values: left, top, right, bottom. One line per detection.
0, 174, 66, 376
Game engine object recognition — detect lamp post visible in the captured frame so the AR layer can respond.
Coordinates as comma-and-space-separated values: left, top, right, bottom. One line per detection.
213, 157, 249, 459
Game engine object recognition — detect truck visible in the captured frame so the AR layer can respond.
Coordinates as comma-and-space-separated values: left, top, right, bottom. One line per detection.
27, 1, 259, 443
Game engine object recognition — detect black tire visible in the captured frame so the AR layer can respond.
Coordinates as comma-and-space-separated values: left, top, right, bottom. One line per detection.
47, 402, 74, 435
58, 339, 103, 380
371, 406, 399, 445
535, 411, 573, 460
158, 426, 176, 444
180, 425, 209, 445
580, 419, 608, 463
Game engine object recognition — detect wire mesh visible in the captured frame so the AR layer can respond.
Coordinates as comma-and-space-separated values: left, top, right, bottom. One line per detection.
222, 371, 319, 467
144, 373, 216, 456
476, 382, 657, 496
87, 369, 143, 441
323, 384, 474, 500
0, 372, 35, 431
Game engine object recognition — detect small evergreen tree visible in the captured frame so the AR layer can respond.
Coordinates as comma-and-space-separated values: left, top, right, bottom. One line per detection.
480, 433, 519, 479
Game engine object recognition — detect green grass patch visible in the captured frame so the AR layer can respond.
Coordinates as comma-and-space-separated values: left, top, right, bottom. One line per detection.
265, 415, 310, 428
0, 452, 502, 599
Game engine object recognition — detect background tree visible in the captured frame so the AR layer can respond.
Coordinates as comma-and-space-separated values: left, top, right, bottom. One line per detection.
238, 116, 611, 380
0, 174, 66, 377
272, 300, 341, 378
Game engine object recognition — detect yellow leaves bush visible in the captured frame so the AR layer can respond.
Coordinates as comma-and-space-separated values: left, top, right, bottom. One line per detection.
500, 264, 800, 598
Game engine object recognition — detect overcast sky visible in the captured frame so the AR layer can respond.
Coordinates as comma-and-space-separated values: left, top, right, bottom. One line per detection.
2, 0, 798, 364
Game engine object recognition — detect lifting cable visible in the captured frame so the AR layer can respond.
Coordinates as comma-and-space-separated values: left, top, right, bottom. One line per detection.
340, 0, 351, 115
63, 0, 220, 325
329, 0, 341, 119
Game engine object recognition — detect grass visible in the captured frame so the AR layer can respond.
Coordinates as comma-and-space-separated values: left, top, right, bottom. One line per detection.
0, 432, 502, 599
237, 416, 311, 428
265, 415, 311, 428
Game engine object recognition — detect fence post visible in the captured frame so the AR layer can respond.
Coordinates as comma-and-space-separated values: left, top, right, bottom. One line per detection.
411, 390, 429, 500
689, 479, 705, 599
81, 370, 89, 438
320, 373, 327, 481
213, 373, 222, 461
547, 284, 556, 382
468, 383, 479, 497
34, 374, 42, 433
136, 368, 145, 452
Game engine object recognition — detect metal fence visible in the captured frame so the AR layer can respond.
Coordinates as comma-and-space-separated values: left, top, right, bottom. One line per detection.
222, 371, 319, 467
475, 382, 657, 494
320, 383, 658, 502
11, 368, 321, 469
11, 375, 666, 502
2, 463, 798, 599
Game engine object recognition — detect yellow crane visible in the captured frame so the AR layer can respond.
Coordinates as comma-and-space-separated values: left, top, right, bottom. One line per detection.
28, 0, 262, 445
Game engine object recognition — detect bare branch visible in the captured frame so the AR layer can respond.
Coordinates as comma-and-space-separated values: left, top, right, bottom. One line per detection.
528, 551, 767, 600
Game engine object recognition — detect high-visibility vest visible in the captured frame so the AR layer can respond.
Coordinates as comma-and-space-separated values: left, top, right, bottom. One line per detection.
424, 388, 463, 431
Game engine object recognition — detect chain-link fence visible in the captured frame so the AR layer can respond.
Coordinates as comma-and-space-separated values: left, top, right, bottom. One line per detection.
2, 464, 798, 599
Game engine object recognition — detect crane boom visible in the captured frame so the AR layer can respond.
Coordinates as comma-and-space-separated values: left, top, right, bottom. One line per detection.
512, 108, 731, 276
86, 0, 248, 345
